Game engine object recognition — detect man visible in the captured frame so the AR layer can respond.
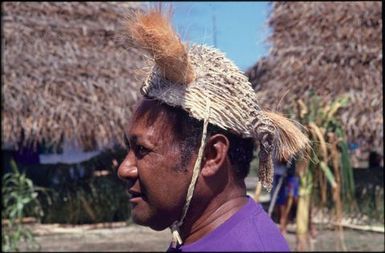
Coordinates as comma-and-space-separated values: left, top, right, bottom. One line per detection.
268, 158, 289, 222
278, 159, 300, 235
117, 8, 309, 251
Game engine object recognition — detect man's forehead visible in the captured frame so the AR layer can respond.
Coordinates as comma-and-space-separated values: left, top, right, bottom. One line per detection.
126, 99, 174, 138
130, 99, 165, 125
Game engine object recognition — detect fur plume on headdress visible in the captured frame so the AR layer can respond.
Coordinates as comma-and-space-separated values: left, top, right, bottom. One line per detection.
265, 111, 310, 161
124, 8, 195, 84
255, 110, 310, 191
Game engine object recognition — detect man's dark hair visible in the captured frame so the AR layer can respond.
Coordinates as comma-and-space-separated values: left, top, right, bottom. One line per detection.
165, 103, 255, 179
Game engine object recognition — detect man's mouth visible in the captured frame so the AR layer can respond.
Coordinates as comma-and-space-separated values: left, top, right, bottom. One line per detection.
128, 190, 144, 203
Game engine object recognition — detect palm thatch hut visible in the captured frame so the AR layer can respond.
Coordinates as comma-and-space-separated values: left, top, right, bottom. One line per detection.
2, 2, 148, 152
246, 2, 382, 166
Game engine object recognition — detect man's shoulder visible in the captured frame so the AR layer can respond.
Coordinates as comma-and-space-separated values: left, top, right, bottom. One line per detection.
180, 198, 290, 251
230, 199, 289, 251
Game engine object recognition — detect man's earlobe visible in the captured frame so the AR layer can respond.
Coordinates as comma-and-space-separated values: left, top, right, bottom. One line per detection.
201, 134, 229, 177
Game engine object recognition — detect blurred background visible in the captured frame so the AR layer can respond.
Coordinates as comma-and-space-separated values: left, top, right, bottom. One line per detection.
2, 2, 383, 252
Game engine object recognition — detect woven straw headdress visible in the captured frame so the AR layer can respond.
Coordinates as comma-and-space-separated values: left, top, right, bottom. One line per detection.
122, 8, 309, 247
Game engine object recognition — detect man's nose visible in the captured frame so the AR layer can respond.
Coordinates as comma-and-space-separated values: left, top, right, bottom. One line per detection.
117, 153, 138, 183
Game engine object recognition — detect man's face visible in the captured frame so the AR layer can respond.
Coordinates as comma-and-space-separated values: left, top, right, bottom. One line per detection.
118, 99, 193, 231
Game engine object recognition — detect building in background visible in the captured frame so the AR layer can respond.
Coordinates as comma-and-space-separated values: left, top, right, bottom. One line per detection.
2, 2, 147, 165
246, 2, 382, 168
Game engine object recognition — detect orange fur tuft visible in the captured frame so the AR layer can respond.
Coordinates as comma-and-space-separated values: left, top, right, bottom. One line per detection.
124, 8, 195, 84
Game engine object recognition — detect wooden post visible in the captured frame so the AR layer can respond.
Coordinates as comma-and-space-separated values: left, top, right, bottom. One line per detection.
295, 158, 311, 251
328, 132, 347, 251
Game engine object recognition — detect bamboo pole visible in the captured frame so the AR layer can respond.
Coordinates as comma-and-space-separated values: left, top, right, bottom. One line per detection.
312, 220, 385, 233
295, 158, 312, 251
329, 132, 347, 251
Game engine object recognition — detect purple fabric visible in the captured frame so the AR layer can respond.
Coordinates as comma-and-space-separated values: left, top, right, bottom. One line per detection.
167, 196, 290, 252
287, 176, 300, 198
273, 175, 286, 205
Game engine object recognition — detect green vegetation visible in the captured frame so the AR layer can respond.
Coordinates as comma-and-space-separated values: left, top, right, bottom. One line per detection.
22, 147, 131, 225
40, 173, 130, 224
2, 146, 132, 251
2, 160, 42, 252
296, 93, 355, 209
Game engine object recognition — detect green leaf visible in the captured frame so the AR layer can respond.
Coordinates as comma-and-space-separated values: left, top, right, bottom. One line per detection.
319, 161, 337, 188
9, 159, 20, 175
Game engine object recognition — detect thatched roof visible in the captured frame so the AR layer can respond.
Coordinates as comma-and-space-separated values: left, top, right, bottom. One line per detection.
2, 2, 149, 151
246, 2, 382, 159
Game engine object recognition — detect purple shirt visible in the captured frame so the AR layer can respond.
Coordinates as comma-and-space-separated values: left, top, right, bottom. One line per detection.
167, 196, 290, 252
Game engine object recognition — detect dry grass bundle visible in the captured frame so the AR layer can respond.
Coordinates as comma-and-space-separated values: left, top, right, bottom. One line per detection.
246, 2, 382, 164
2, 2, 148, 151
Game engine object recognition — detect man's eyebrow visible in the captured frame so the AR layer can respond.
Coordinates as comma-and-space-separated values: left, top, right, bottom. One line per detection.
124, 133, 137, 145
130, 133, 157, 150
125, 134, 150, 147
124, 134, 137, 143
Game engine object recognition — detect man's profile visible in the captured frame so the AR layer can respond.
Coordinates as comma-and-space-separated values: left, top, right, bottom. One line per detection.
116, 7, 309, 252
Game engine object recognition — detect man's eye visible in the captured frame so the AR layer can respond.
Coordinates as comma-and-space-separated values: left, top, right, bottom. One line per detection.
136, 145, 150, 158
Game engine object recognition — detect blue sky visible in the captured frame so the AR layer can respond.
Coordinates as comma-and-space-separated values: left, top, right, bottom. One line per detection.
170, 2, 272, 71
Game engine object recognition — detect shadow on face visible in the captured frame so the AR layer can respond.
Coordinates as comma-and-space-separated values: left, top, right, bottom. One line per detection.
132, 98, 202, 167
121, 98, 196, 230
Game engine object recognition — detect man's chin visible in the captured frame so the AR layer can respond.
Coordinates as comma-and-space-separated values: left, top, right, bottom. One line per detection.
149, 223, 169, 231
132, 214, 169, 231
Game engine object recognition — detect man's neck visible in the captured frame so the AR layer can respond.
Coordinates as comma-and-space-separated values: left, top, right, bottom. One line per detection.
180, 183, 248, 245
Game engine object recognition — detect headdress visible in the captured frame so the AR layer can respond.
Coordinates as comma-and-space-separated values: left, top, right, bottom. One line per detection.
122, 7, 309, 247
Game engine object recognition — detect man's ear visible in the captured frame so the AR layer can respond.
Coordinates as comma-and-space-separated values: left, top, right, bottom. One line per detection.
201, 134, 230, 177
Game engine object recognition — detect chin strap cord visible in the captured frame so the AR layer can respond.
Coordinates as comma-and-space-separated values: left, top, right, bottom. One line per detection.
170, 100, 211, 248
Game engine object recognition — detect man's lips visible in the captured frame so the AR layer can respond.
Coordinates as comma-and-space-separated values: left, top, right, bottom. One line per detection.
128, 189, 144, 203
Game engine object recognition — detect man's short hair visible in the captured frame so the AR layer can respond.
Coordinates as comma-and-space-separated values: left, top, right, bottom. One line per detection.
161, 101, 255, 179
